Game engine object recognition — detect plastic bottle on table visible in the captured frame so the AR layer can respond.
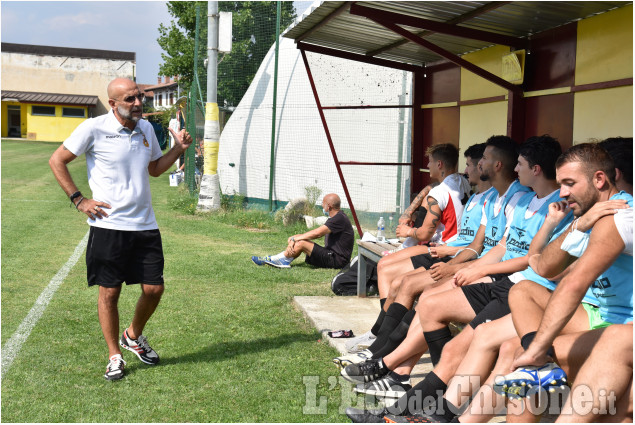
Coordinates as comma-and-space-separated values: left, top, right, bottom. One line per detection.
377, 217, 386, 242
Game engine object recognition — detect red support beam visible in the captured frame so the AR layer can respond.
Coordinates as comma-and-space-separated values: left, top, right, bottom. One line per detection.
411, 70, 428, 194
300, 49, 364, 238
322, 105, 412, 110
507, 89, 525, 143
350, 3, 529, 50
367, 1, 512, 57
297, 42, 423, 73
362, 15, 522, 94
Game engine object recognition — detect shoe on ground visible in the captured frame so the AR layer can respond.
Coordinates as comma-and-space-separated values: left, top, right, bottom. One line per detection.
264, 257, 292, 268
346, 330, 377, 353
120, 329, 160, 365
333, 349, 372, 369
341, 358, 387, 384
345, 407, 388, 423
384, 412, 442, 423
251, 255, 271, 266
493, 362, 568, 399
355, 373, 412, 399
104, 354, 126, 381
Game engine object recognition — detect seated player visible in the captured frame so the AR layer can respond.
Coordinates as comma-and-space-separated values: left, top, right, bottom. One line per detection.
251, 193, 353, 269
342, 136, 562, 410
334, 143, 470, 363
494, 143, 632, 422
344, 143, 492, 355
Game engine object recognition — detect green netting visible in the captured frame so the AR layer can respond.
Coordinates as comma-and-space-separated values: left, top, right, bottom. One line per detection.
157, 1, 296, 196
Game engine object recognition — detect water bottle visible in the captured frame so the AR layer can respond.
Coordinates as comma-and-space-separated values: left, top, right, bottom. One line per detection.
377, 217, 386, 242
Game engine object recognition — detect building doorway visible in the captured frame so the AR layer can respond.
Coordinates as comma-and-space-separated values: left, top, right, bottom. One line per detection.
7, 106, 21, 137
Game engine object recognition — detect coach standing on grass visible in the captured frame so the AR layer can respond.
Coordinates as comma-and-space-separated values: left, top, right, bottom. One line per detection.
49, 78, 192, 380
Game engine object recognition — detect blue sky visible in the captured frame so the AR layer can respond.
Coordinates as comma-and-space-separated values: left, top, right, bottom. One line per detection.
1, 1, 315, 84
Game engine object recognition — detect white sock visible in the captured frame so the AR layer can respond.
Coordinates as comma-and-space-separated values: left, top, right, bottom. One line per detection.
271, 252, 286, 261
272, 252, 294, 262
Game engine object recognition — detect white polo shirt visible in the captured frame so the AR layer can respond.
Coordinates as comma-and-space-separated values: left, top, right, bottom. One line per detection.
64, 110, 163, 231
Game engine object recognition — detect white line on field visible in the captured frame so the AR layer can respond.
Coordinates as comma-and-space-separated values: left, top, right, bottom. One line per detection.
1, 230, 89, 380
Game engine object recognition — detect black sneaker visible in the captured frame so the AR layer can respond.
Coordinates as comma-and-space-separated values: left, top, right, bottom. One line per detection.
120, 329, 160, 365
345, 407, 388, 423
384, 412, 442, 423
104, 354, 126, 380
355, 373, 412, 399
341, 358, 387, 384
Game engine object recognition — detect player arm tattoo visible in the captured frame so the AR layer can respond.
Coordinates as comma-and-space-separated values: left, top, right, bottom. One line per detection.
402, 191, 424, 220
426, 196, 441, 229
401, 183, 438, 221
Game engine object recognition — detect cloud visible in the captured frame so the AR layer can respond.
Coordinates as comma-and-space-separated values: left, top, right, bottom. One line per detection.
43, 12, 99, 28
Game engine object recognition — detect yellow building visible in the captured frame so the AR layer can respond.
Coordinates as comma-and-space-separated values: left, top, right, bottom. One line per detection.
2, 91, 98, 141
1, 42, 135, 142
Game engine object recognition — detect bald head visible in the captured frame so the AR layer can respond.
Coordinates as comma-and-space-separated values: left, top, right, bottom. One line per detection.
107, 78, 139, 99
323, 193, 341, 210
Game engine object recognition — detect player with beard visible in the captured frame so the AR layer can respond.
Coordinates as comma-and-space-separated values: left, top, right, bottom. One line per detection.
49, 78, 193, 380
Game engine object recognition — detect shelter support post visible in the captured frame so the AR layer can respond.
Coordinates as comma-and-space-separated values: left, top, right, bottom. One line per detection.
507, 89, 525, 142
299, 49, 364, 238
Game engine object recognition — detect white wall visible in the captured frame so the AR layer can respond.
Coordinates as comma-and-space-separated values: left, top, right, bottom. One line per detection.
218, 37, 412, 215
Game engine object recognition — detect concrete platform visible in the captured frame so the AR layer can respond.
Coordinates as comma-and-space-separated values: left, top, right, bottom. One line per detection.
293, 295, 433, 386
293, 296, 522, 423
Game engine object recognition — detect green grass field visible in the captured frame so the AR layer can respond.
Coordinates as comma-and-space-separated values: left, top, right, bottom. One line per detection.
1, 140, 359, 422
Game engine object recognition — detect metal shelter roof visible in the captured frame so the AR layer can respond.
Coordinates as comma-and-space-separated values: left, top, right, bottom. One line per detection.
1, 90, 99, 106
283, 1, 630, 67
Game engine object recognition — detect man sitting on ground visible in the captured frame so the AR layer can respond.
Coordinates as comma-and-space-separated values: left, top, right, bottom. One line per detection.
252, 193, 354, 269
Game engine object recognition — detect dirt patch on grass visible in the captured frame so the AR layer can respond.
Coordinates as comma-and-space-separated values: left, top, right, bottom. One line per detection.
244, 227, 270, 233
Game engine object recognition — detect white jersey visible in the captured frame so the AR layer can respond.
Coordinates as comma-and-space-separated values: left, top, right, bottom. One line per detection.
427, 173, 471, 243
64, 110, 163, 231
614, 207, 633, 256
480, 182, 527, 233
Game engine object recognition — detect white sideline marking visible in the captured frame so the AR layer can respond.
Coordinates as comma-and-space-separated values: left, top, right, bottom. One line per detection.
1, 231, 89, 380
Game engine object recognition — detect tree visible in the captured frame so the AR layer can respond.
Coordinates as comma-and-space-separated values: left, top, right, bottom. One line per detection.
157, 1, 296, 108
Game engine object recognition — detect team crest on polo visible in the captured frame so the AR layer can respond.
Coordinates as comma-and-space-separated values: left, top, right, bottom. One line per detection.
143, 138, 149, 147
492, 227, 498, 237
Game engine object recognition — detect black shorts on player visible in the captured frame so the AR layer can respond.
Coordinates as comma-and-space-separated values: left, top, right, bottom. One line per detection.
305, 243, 347, 269
461, 276, 515, 328
410, 253, 453, 269
86, 227, 164, 287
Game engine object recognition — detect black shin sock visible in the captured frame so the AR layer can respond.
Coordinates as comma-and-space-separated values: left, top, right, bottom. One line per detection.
367, 303, 409, 353
371, 310, 416, 359
521, 331, 555, 358
370, 298, 387, 336
385, 371, 448, 416
423, 326, 453, 366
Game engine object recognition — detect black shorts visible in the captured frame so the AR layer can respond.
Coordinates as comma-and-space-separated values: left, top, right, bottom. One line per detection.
461, 276, 514, 329
411, 253, 452, 269
306, 243, 346, 269
86, 227, 164, 287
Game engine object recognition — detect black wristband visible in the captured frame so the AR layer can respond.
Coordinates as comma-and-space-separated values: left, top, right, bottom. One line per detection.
70, 191, 82, 203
